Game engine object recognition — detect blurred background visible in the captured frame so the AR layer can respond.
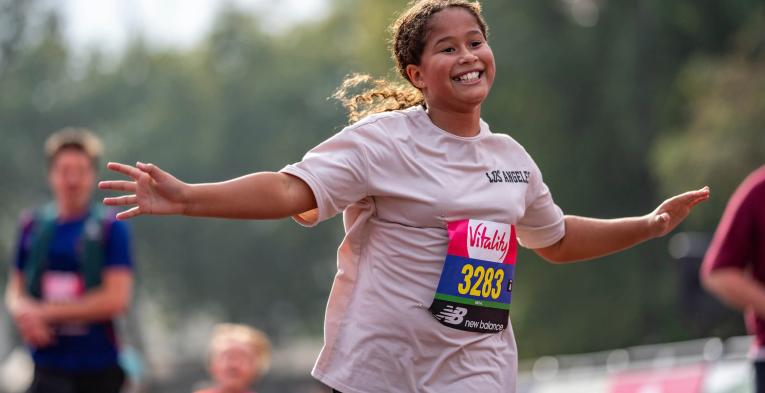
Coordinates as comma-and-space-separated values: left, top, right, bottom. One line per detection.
0, 0, 763, 391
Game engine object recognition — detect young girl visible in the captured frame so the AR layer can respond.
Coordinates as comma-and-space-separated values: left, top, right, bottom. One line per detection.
100, 1, 709, 392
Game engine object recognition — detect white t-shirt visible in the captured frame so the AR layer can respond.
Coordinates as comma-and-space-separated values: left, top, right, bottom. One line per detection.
281, 106, 565, 393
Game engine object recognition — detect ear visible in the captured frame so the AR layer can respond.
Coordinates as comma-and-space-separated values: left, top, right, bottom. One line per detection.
406, 64, 426, 89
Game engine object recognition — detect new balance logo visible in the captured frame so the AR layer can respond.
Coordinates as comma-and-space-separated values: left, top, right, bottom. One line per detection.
435, 305, 468, 325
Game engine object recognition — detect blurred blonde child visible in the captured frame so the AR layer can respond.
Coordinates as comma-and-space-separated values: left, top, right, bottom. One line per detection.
194, 324, 271, 393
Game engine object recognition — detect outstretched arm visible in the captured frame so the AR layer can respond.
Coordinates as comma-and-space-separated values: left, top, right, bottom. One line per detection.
99, 162, 316, 220
535, 187, 710, 263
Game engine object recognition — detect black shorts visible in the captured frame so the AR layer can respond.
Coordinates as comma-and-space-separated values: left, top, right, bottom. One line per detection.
28, 364, 125, 393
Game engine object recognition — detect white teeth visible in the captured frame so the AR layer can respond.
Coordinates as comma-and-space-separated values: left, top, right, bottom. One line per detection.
456, 71, 480, 82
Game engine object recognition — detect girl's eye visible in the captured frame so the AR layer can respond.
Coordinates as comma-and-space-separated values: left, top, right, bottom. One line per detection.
441, 47, 455, 53
471, 41, 483, 48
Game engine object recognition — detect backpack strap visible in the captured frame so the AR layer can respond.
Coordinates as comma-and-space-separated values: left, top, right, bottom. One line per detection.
24, 203, 58, 298
23, 202, 110, 298
81, 203, 111, 289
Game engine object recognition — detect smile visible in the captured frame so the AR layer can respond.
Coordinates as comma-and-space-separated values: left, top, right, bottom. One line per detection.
452, 71, 482, 83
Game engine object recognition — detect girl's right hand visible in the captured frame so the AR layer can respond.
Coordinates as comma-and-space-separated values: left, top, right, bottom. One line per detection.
99, 162, 188, 220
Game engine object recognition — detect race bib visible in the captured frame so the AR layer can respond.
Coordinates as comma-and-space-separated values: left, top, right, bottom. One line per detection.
41, 272, 89, 336
429, 219, 517, 333
42, 271, 84, 302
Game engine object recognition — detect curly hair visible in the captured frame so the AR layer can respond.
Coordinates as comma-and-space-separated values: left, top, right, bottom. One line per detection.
334, 0, 488, 124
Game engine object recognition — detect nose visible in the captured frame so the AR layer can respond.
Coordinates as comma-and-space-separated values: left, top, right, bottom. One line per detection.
458, 49, 479, 64
65, 171, 82, 184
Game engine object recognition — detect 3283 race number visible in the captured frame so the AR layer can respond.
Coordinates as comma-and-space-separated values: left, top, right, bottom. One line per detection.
457, 264, 504, 300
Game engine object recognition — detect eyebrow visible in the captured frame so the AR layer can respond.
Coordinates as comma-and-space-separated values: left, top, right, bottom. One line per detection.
432, 30, 485, 47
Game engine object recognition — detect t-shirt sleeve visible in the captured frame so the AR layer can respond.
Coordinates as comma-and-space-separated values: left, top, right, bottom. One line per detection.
516, 164, 565, 249
104, 220, 134, 270
702, 175, 761, 273
280, 127, 370, 227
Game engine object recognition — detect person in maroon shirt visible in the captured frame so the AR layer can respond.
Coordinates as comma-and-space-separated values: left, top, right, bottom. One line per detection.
702, 165, 765, 392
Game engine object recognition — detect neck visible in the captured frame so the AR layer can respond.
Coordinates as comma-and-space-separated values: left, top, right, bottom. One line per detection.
212, 386, 250, 393
425, 105, 482, 137
57, 201, 89, 221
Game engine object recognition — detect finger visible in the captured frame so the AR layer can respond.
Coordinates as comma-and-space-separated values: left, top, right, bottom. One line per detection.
116, 206, 143, 220
690, 187, 710, 201
667, 188, 709, 206
689, 195, 710, 208
39, 327, 53, 343
678, 190, 706, 201
682, 188, 710, 208
31, 330, 48, 344
98, 180, 137, 192
103, 195, 138, 206
688, 186, 710, 198
106, 162, 145, 180
137, 162, 164, 178
27, 325, 50, 346
32, 334, 52, 348
23, 336, 38, 347
19, 332, 34, 344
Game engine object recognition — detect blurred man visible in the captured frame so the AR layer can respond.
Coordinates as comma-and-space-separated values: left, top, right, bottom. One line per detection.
702, 165, 765, 392
5, 128, 134, 393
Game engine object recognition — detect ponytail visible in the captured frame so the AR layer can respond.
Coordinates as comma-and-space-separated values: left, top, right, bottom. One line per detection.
333, 74, 424, 124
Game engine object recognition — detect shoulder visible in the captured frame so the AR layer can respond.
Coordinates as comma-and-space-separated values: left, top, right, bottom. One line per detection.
17, 208, 37, 230
96, 208, 131, 240
486, 129, 540, 168
730, 165, 765, 213
106, 218, 131, 239
482, 128, 550, 193
323, 108, 421, 159
488, 131, 531, 152
344, 106, 422, 139
14, 208, 39, 249
16, 204, 52, 234
743, 165, 765, 193
732, 166, 765, 204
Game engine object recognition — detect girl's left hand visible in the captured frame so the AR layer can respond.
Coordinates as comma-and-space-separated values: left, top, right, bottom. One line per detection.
647, 186, 710, 238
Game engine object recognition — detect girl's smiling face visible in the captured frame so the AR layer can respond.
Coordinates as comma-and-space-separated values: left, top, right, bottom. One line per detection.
406, 7, 495, 113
